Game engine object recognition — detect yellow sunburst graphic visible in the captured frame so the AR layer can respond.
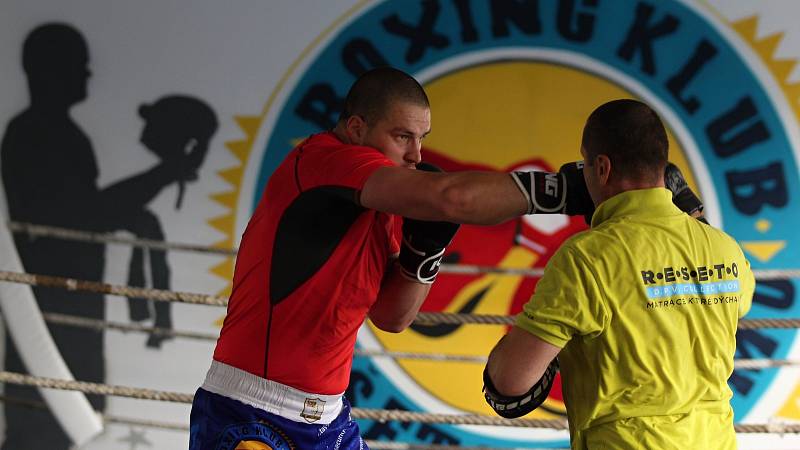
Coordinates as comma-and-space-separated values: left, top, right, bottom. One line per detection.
731, 16, 800, 125
727, 14, 800, 421
208, 115, 260, 299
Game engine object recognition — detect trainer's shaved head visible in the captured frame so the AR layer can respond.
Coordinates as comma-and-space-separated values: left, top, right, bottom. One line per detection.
582, 99, 668, 183
339, 67, 429, 125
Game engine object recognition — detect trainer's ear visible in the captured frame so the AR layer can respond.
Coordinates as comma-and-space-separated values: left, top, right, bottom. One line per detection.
596, 154, 611, 186
345, 115, 367, 145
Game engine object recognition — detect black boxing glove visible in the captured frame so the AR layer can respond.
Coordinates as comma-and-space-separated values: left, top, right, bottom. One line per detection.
510, 161, 595, 219
398, 162, 460, 284
664, 162, 707, 223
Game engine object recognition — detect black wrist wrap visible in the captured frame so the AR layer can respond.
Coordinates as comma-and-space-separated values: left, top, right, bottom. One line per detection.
398, 237, 446, 284
483, 358, 559, 419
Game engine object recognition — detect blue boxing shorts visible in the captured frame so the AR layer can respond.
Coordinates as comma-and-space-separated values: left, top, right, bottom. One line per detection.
189, 388, 367, 450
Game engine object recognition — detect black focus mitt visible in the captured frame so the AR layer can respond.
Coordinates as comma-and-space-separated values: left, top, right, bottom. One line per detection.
664, 162, 707, 223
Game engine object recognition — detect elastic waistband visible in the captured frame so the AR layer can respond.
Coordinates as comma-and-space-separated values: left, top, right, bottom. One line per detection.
201, 360, 344, 425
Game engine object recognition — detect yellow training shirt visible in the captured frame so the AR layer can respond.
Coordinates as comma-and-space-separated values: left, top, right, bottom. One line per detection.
516, 188, 755, 450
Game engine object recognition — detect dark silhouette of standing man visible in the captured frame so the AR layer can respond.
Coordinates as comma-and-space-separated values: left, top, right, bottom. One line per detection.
1, 23, 200, 448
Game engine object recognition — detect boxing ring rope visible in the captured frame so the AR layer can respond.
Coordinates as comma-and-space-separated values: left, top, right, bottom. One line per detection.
0, 393, 189, 432
7, 221, 238, 256
1, 267, 799, 339
1, 396, 562, 450
8, 221, 800, 280
2, 268, 800, 368
0, 369, 797, 436
0, 270, 227, 306
42, 311, 219, 341
0, 218, 103, 444
413, 313, 800, 331
29, 311, 800, 369
7, 223, 800, 443
0, 270, 797, 331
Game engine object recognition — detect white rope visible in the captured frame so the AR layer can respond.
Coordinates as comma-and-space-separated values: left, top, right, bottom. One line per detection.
352, 356, 800, 369
7, 221, 236, 256
1, 371, 799, 433
0, 371, 193, 403
0, 393, 189, 432
37, 314, 800, 370
734, 359, 800, 370
9, 221, 800, 280
33, 314, 800, 369
0, 219, 103, 445
441, 265, 545, 277
0, 270, 227, 306
42, 312, 219, 341
102, 414, 189, 432
0, 393, 566, 449
1, 269, 799, 332
44, 313, 488, 362
353, 348, 487, 363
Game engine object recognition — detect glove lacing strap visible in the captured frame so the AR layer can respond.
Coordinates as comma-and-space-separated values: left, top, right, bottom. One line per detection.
509, 172, 567, 214
509, 173, 534, 214
398, 237, 445, 285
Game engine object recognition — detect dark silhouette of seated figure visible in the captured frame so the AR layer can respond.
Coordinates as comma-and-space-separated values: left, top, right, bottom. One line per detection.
126, 96, 217, 348
0, 23, 201, 448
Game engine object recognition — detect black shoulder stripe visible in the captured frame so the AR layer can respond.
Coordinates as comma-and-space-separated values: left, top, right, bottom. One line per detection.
269, 186, 365, 305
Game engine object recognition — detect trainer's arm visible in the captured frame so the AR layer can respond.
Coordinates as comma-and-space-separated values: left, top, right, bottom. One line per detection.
360, 166, 527, 225
486, 326, 561, 396
368, 258, 430, 333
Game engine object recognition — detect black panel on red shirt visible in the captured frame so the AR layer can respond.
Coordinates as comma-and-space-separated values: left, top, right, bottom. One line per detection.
270, 186, 363, 305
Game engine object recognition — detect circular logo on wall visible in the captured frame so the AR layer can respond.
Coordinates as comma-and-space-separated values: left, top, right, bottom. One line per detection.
211, 0, 800, 446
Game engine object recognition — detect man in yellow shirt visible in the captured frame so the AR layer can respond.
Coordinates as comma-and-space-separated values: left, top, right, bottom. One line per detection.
484, 99, 755, 449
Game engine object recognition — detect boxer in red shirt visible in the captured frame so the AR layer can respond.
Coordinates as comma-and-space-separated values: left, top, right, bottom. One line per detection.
189, 67, 594, 450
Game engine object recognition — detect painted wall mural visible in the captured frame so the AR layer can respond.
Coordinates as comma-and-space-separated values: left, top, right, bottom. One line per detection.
1, 1, 799, 448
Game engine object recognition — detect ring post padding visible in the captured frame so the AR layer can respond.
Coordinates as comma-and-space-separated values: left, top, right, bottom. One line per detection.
0, 203, 102, 445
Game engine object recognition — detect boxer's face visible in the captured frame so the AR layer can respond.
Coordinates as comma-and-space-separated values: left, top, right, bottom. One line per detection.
359, 101, 431, 168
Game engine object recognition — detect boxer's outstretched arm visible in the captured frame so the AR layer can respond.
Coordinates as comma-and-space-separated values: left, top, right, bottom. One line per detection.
360, 166, 528, 225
